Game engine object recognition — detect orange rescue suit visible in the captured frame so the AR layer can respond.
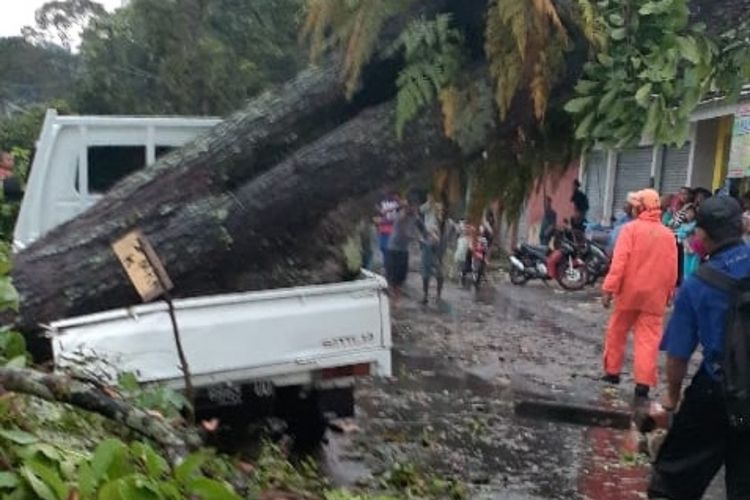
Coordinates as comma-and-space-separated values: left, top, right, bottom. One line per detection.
601, 209, 677, 387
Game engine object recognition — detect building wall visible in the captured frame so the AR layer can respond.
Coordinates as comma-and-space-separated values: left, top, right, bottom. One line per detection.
520, 162, 580, 245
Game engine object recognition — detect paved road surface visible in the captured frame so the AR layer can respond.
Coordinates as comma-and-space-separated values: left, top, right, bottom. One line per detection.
321, 270, 725, 499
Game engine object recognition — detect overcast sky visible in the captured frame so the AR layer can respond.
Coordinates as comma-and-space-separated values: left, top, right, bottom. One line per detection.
0, 0, 123, 38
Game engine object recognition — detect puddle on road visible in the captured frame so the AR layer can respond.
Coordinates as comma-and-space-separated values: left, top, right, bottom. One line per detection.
391, 349, 509, 397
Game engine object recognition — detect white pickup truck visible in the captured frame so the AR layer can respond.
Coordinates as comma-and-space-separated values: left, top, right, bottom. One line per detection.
15, 110, 392, 441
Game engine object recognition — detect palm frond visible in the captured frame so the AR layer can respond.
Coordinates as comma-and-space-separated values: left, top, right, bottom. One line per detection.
485, 0, 569, 121
392, 14, 463, 137
301, 0, 415, 97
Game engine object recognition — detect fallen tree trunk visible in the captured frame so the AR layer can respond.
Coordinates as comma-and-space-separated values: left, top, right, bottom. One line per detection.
13, 102, 460, 331
10, 0, 464, 335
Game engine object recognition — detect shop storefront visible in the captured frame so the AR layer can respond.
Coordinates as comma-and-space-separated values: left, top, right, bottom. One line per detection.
580, 91, 750, 225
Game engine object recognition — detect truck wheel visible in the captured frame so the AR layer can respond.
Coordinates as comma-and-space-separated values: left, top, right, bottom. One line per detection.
275, 387, 327, 450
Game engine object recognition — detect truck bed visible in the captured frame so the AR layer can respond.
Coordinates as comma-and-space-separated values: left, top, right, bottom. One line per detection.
51, 272, 392, 390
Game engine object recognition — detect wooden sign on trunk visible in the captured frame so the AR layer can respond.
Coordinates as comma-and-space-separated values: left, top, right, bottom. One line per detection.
112, 230, 173, 302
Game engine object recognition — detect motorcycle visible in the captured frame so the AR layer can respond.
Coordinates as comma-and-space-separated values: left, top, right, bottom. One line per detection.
461, 233, 490, 291
509, 229, 589, 290
583, 239, 610, 285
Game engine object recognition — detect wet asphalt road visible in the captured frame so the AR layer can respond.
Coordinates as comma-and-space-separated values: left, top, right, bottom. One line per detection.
320, 270, 725, 499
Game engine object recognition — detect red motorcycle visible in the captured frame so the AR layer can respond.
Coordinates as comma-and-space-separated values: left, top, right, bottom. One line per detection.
509, 227, 588, 291
461, 230, 490, 291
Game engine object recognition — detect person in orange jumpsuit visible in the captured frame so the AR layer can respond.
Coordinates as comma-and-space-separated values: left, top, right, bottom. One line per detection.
601, 189, 677, 402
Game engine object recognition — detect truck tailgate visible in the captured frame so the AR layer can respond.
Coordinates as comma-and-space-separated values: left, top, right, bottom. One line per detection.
51, 274, 392, 388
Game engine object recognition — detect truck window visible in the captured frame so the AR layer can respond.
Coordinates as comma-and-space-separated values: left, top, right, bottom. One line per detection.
87, 146, 146, 194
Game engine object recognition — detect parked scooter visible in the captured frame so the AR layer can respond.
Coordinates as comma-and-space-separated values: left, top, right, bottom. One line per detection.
583, 239, 610, 285
509, 228, 588, 290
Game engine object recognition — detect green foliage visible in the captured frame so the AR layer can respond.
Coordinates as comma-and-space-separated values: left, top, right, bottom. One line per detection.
0, 130, 41, 245
117, 373, 190, 420
379, 462, 467, 499
564, 0, 716, 147
76, 0, 303, 115
0, 331, 243, 499
0, 37, 77, 108
248, 442, 329, 495
302, 0, 415, 97
391, 15, 463, 138
0, 100, 71, 156
0, 241, 18, 312
0, 432, 242, 499
0, 106, 62, 240
714, 20, 750, 102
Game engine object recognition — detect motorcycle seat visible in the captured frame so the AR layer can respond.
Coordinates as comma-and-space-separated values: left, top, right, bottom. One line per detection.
521, 244, 549, 258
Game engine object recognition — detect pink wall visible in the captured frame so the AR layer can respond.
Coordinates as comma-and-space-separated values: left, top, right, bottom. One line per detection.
502, 160, 580, 250
526, 161, 580, 228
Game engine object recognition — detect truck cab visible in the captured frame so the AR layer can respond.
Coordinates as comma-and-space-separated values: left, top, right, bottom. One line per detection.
14, 109, 220, 250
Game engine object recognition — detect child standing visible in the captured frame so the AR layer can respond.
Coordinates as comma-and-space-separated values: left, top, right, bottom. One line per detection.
675, 205, 699, 278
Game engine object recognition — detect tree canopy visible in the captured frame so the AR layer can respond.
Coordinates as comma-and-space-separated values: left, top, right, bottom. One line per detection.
302, 0, 750, 150
75, 0, 304, 115
297, 0, 750, 218
0, 38, 76, 111
2, 0, 304, 118
21, 0, 106, 50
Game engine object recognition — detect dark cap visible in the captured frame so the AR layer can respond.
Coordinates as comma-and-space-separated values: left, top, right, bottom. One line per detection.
696, 196, 743, 244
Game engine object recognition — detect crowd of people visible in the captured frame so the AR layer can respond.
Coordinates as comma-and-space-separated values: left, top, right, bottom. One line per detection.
368, 180, 750, 498
597, 184, 750, 499
368, 191, 495, 306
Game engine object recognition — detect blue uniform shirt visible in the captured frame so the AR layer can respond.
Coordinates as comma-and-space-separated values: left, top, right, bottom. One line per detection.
661, 242, 750, 379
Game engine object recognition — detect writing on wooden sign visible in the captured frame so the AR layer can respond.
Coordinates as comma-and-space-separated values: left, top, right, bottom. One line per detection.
112, 230, 173, 302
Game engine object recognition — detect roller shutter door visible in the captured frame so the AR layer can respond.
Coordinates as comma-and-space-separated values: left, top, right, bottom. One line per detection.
584, 151, 607, 225
613, 147, 653, 216
660, 143, 691, 195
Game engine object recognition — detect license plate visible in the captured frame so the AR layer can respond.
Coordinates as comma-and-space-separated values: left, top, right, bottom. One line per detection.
252, 380, 275, 398
207, 384, 243, 407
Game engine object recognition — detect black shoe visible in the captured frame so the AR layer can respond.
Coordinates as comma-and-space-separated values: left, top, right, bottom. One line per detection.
601, 374, 621, 385
635, 384, 650, 399
633, 384, 651, 417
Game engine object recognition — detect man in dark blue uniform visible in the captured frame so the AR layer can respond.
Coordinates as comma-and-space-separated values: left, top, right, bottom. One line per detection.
650, 196, 750, 499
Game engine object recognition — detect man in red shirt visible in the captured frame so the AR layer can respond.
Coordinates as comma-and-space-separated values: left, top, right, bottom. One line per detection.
375, 192, 401, 264
601, 189, 677, 402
